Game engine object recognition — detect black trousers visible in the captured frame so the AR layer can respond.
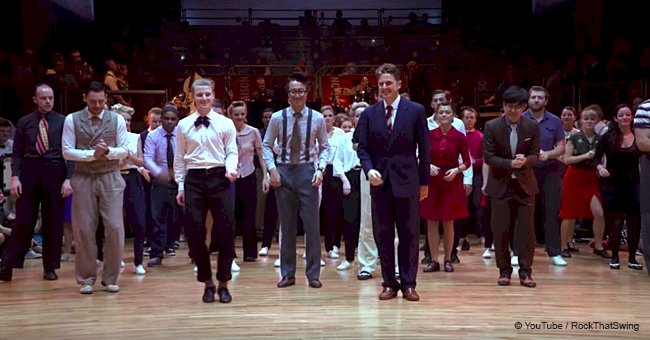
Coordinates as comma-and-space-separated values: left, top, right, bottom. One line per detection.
452, 171, 484, 256
533, 166, 562, 256
185, 168, 234, 283
3, 159, 65, 271
143, 175, 153, 245
322, 165, 343, 252
341, 169, 361, 262
491, 179, 535, 276
371, 180, 420, 289
235, 172, 258, 259
150, 179, 182, 259
260, 187, 279, 249
121, 170, 146, 265
482, 196, 493, 248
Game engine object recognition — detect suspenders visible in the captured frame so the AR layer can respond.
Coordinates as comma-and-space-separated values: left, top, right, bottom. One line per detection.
281, 108, 313, 163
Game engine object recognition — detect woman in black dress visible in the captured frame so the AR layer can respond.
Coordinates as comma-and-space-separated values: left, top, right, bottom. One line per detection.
595, 104, 643, 270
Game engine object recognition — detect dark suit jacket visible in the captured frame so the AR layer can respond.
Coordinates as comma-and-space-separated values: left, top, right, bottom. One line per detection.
356, 98, 430, 198
483, 116, 540, 198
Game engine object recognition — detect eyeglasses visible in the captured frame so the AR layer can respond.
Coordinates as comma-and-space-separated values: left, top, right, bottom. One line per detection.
503, 103, 525, 111
288, 89, 308, 96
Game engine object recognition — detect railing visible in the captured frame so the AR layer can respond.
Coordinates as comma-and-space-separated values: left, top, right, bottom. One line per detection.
181, 7, 442, 26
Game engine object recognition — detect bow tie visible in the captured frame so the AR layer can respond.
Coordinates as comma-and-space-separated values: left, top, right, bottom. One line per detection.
194, 116, 210, 128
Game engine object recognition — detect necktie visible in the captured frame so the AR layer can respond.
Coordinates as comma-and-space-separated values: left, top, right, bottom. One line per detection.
510, 124, 518, 158
290, 113, 302, 164
165, 133, 174, 171
386, 105, 393, 133
90, 115, 101, 133
36, 113, 49, 155
194, 116, 210, 128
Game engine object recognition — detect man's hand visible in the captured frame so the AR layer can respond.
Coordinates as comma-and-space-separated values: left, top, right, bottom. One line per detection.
93, 141, 109, 159
226, 170, 238, 182
61, 179, 73, 197
419, 186, 428, 201
511, 154, 526, 169
367, 169, 383, 186
10, 176, 22, 198
430, 164, 440, 176
176, 190, 185, 206
342, 178, 351, 196
139, 168, 151, 183
157, 171, 171, 183
269, 168, 282, 187
585, 150, 596, 159
312, 169, 323, 187
539, 151, 549, 161
464, 184, 472, 196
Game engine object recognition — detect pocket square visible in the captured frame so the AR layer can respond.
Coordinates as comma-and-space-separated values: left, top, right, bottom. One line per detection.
524, 137, 532, 141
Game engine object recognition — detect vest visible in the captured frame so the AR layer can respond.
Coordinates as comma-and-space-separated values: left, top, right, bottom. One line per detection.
71, 109, 120, 174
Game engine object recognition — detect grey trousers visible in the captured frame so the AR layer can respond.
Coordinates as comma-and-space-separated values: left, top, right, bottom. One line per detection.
71, 171, 125, 286
640, 155, 650, 274
275, 164, 321, 280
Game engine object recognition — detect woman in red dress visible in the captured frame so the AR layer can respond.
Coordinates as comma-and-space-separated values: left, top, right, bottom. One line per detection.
419, 103, 471, 273
559, 105, 609, 260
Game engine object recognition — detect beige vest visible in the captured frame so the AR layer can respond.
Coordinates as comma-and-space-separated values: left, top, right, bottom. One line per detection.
72, 109, 120, 174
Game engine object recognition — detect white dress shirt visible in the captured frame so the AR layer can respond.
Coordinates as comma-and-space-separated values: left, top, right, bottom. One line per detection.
427, 116, 473, 185
333, 132, 360, 178
174, 110, 238, 191
120, 132, 143, 170
0, 139, 13, 157
326, 127, 346, 165
62, 109, 129, 162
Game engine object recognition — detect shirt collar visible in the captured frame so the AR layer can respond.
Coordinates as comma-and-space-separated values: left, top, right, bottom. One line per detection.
289, 106, 308, 117
524, 109, 548, 122
503, 115, 521, 128
383, 95, 401, 112
87, 109, 105, 120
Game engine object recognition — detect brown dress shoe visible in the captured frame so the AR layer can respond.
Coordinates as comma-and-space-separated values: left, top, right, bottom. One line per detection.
277, 277, 296, 288
308, 279, 322, 288
402, 287, 420, 301
423, 261, 440, 272
378, 287, 398, 300
519, 273, 537, 288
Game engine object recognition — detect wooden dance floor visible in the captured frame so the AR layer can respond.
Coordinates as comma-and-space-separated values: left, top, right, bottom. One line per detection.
1, 237, 649, 338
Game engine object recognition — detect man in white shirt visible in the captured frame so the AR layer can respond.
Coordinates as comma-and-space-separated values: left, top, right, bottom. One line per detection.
62, 81, 128, 294
174, 78, 238, 304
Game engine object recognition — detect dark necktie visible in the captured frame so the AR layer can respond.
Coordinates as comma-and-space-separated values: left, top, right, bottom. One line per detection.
166, 133, 174, 171
290, 113, 302, 164
386, 105, 393, 134
194, 116, 210, 128
36, 113, 49, 155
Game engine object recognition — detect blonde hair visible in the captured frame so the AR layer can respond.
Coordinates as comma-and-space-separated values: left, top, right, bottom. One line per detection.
191, 78, 215, 94
111, 103, 134, 116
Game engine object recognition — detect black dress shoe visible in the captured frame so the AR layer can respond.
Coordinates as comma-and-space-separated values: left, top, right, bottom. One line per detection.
43, 270, 58, 281
202, 286, 216, 303
218, 287, 232, 303
0, 264, 13, 282
451, 253, 460, 264
277, 277, 296, 288
357, 271, 373, 280
308, 279, 322, 288
461, 239, 470, 251
243, 257, 256, 262
147, 257, 162, 267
